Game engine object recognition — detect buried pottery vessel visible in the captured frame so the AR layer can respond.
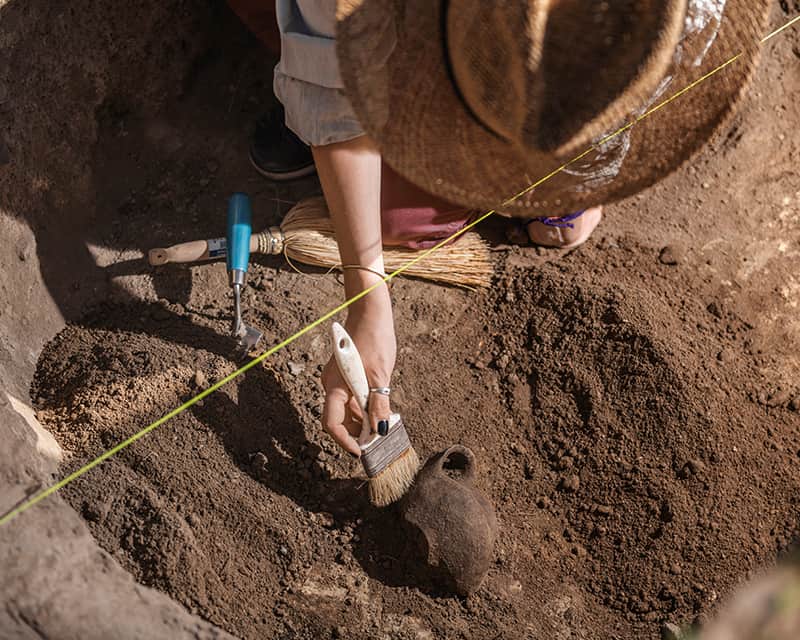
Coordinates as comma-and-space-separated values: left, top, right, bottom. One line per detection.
401, 445, 498, 596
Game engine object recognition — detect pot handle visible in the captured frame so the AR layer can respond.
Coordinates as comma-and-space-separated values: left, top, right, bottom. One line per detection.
435, 445, 477, 483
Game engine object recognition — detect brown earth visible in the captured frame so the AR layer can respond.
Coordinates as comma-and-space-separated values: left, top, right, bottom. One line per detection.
19, 1, 800, 640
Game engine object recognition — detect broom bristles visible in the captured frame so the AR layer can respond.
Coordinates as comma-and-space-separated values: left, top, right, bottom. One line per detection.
368, 446, 420, 507
279, 197, 494, 288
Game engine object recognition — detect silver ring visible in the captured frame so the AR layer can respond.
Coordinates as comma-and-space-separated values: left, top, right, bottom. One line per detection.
369, 387, 391, 396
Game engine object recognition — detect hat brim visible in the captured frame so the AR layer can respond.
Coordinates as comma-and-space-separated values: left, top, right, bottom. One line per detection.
337, 0, 770, 216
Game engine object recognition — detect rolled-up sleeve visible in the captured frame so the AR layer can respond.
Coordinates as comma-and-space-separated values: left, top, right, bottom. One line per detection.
274, 0, 365, 146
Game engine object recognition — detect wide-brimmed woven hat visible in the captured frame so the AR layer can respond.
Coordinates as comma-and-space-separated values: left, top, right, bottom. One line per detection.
336, 0, 770, 216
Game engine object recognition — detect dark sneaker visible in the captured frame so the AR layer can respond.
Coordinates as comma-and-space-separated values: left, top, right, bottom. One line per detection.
249, 104, 316, 181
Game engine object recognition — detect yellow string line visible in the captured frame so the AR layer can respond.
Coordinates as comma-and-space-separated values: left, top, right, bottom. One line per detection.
1, 15, 797, 528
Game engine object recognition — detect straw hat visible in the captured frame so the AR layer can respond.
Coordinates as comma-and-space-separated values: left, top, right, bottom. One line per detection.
336, 0, 770, 216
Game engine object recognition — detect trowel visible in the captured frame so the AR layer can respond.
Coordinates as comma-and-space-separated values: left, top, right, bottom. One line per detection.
227, 193, 263, 356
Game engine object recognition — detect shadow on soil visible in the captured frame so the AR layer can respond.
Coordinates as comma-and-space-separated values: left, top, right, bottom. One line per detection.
187, 357, 438, 592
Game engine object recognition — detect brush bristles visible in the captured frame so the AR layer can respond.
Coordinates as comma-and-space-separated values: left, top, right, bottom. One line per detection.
368, 446, 420, 507
279, 197, 494, 288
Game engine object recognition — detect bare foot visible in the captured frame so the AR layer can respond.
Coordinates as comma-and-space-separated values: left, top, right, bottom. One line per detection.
526, 206, 603, 249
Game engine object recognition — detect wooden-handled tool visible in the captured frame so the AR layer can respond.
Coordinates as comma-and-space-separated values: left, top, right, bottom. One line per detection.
147, 233, 280, 266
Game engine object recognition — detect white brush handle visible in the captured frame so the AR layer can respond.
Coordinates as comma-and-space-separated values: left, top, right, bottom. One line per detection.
331, 322, 401, 450
331, 322, 369, 412
331, 323, 372, 443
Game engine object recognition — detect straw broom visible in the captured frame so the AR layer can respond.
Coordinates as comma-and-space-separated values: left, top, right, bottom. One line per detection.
149, 197, 494, 288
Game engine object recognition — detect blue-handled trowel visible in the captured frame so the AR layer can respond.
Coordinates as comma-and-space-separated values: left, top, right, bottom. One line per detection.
226, 193, 263, 356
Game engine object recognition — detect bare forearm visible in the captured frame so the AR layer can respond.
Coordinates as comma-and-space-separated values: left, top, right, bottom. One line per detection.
313, 136, 395, 444
312, 136, 384, 298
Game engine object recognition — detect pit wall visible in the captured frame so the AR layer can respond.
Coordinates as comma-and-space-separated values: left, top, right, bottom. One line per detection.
0, 1, 238, 637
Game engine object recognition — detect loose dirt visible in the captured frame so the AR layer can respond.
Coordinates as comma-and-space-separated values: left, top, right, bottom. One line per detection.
24, 2, 800, 640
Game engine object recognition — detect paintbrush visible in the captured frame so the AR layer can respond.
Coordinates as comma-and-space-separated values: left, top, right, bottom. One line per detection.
331, 322, 419, 506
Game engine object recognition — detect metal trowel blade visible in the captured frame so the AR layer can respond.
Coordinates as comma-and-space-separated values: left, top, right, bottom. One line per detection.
235, 323, 263, 357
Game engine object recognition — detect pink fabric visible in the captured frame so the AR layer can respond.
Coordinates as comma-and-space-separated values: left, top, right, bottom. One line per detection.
380, 163, 472, 250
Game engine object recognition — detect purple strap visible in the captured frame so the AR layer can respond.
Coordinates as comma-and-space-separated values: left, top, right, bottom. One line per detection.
530, 209, 586, 229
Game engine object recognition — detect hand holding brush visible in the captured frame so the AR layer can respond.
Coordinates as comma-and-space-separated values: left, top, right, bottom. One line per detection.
327, 321, 419, 506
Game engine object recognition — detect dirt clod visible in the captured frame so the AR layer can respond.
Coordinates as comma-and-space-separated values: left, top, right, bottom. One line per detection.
559, 474, 581, 492
193, 369, 208, 389
659, 245, 683, 266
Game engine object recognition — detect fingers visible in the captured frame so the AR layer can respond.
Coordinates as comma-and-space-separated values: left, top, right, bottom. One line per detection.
366, 390, 392, 440
347, 396, 364, 423
322, 385, 362, 458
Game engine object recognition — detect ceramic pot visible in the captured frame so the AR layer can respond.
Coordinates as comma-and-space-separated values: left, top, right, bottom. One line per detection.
401, 445, 498, 595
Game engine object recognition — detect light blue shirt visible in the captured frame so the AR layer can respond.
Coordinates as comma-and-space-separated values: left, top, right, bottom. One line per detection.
275, 0, 343, 89
273, 0, 364, 145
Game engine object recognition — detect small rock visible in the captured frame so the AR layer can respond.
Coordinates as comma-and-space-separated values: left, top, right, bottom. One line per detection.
288, 361, 305, 376
766, 390, 792, 408
686, 458, 706, 475
658, 245, 682, 266
317, 512, 335, 528
661, 622, 684, 640
170, 303, 185, 317
790, 396, 800, 412
669, 563, 682, 575
332, 627, 345, 639
678, 459, 705, 479
595, 505, 613, 517
706, 301, 723, 319
536, 496, 552, 509
193, 369, 208, 388
467, 355, 490, 370
81, 501, 104, 523
279, 545, 289, 556
559, 474, 580, 493
717, 348, 733, 363
599, 236, 619, 250
251, 452, 268, 477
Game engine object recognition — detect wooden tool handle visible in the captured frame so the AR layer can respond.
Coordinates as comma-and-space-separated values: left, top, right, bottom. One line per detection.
147, 236, 260, 266
148, 240, 213, 266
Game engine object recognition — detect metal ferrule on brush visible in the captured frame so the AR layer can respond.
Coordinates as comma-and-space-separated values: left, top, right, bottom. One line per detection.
360, 416, 412, 478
